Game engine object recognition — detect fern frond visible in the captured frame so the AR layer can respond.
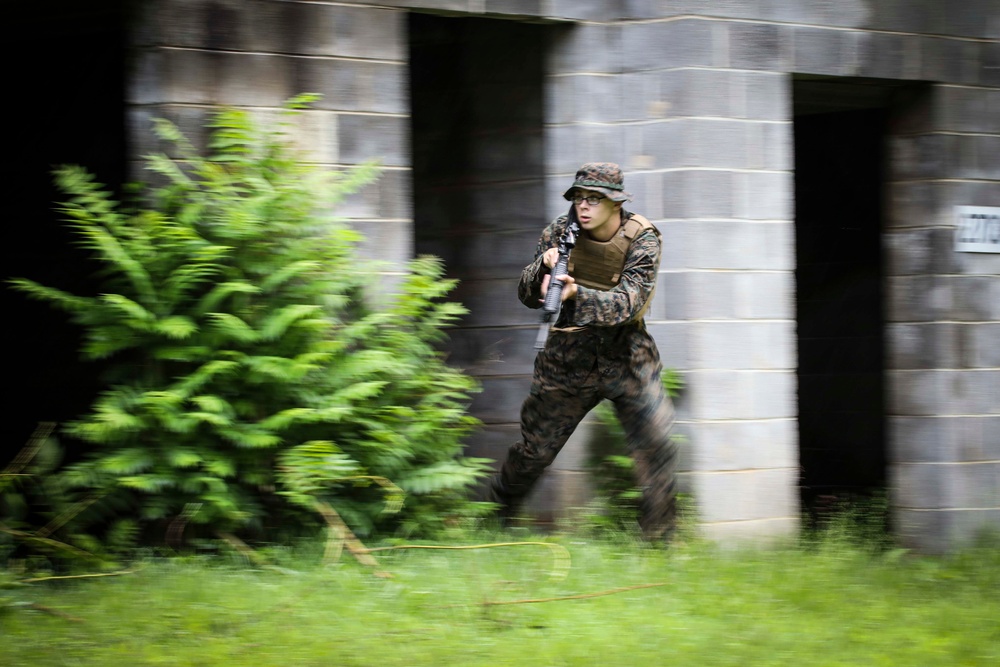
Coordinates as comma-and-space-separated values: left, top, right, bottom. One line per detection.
258, 304, 323, 341
195, 282, 259, 315
8, 278, 93, 313
207, 313, 260, 344
152, 316, 198, 339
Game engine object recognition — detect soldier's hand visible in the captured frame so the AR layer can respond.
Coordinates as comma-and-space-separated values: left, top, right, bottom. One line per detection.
555, 274, 577, 301
542, 247, 560, 269
540, 273, 577, 302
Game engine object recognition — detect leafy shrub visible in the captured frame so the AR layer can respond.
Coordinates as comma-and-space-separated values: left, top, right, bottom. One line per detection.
8, 95, 490, 552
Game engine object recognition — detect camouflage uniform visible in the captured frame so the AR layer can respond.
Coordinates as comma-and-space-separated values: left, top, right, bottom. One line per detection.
489, 163, 678, 540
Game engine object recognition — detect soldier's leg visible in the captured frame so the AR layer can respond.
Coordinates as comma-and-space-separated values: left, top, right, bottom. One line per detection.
490, 383, 600, 520
610, 358, 678, 541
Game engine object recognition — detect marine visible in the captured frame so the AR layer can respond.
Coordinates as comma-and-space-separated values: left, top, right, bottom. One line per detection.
489, 162, 678, 540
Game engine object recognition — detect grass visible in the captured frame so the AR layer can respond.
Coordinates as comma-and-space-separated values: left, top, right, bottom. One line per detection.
2, 527, 999, 667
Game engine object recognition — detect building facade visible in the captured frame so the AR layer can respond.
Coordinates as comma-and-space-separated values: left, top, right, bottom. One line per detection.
12, 0, 998, 553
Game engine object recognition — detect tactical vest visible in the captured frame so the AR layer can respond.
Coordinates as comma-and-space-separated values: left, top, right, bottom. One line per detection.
568, 213, 658, 290
567, 213, 660, 322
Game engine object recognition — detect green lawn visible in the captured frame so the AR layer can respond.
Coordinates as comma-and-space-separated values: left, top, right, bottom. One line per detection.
2, 530, 998, 666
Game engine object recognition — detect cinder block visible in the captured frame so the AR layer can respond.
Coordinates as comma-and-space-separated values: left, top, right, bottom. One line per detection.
296, 58, 407, 114
628, 68, 786, 121
160, 48, 219, 105
884, 275, 953, 323
128, 105, 212, 158
733, 170, 793, 220
645, 321, 692, 370
622, 171, 665, 221
293, 4, 405, 60
938, 0, 1000, 40
889, 415, 951, 463
890, 133, 1000, 182
981, 40, 1000, 87
676, 118, 751, 169
218, 53, 297, 107
686, 369, 796, 420
689, 419, 798, 470
453, 278, 531, 328
350, 218, 412, 264
151, 0, 296, 53
621, 19, 723, 72
886, 322, 957, 370
969, 323, 1000, 367
149, 49, 298, 108
547, 22, 622, 75
280, 109, 339, 166
336, 166, 411, 220
681, 271, 795, 320
891, 415, 1000, 464
852, 31, 921, 80
338, 114, 409, 167
892, 507, 949, 553
544, 125, 630, 192
892, 462, 949, 509
469, 375, 533, 424
888, 369, 1000, 417
883, 228, 955, 277
965, 370, 1000, 415
951, 462, 1000, 508
447, 228, 543, 281
662, 221, 794, 271
791, 27, 851, 76
727, 21, 792, 72
692, 468, 799, 523
448, 326, 539, 377
920, 36, 982, 85
629, 120, 683, 170
557, 74, 626, 123
128, 49, 165, 105
691, 321, 795, 370
947, 509, 1000, 549
936, 86, 1000, 134
663, 170, 734, 219
952, 276, 1000, 321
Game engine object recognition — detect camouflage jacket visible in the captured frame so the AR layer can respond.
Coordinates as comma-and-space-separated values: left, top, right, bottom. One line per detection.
518, 210, 660, 330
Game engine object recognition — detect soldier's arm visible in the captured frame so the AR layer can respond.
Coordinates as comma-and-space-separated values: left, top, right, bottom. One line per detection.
569, 229, 660, 327
517, 218, 564, 309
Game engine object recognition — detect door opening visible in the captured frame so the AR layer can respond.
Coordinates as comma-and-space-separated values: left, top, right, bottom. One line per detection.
793, 76, 895, 525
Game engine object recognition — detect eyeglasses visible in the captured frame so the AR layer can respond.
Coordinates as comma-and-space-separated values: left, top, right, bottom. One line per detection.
572, 194, 606, 206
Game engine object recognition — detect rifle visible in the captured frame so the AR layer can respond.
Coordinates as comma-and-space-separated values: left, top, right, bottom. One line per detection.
534, 209, 581, 349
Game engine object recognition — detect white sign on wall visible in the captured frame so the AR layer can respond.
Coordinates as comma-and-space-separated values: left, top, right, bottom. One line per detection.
955, 206, 1000, 253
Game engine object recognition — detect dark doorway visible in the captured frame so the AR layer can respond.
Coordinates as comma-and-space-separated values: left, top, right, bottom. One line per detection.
793, 76, 893, 521
3, 2, 130, 462
408, 13, 550, 465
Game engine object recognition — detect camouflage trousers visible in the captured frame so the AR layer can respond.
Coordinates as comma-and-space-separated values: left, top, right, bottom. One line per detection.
489, 323, 677, 540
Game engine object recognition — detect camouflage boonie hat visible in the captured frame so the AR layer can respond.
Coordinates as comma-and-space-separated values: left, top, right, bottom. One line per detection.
563, 162, 633, 202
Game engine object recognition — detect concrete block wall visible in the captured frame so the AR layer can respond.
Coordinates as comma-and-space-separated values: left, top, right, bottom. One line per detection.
886, 81, 1000, 552
127, 0, 413, 269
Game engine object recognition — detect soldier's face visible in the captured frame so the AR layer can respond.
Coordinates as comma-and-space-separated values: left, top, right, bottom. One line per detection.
573, 189, 621, 238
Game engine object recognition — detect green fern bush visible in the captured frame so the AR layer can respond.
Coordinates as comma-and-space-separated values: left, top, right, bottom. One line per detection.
9, 96, 490, 548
